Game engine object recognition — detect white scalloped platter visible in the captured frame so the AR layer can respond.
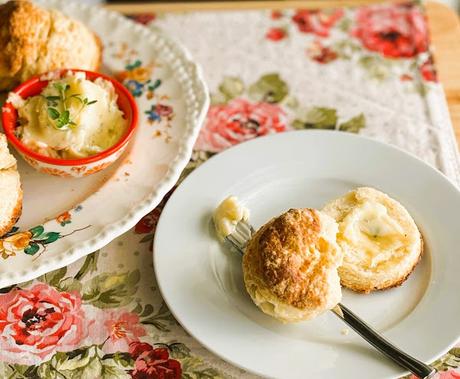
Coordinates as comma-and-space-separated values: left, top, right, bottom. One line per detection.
0, 0, 209, 287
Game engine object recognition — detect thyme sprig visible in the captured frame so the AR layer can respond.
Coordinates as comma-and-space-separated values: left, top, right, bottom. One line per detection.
43, 82, 97, 130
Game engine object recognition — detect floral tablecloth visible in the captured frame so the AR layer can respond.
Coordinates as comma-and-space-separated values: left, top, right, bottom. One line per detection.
1, 1, 460, 378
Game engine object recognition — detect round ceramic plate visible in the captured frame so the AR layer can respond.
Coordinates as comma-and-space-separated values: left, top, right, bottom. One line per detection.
0, 0, 208, 287
155, 130, 460, 379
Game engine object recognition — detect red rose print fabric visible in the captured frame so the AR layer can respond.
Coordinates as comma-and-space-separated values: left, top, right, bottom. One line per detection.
194, 98, 288, 153
352, 4, 428, 58
292, 9, 344, 37
0, 284, 89, 364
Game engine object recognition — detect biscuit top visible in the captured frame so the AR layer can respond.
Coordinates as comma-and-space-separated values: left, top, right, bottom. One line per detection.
248, 208, 341, 309
0, 134, 16, 170
0, 1, 51, 79
0, 0, 101, 91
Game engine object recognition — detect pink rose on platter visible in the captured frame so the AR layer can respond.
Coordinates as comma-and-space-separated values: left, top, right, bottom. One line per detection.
102, 310, 146, 354
352, 4, 428, 58
194, 98, 288, 153
292, 9, 344, 37
0, 283, 88, 365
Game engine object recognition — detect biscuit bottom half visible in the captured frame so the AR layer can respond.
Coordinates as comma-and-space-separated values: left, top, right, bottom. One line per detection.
323, 187, 422, 293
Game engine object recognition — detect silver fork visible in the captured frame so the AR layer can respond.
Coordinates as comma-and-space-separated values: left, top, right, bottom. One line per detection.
225, 219, 436, 379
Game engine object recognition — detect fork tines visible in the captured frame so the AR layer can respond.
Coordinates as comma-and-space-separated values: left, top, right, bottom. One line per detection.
225, 220, 254, 255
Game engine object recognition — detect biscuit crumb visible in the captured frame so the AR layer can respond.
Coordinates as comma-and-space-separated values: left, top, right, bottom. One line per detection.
341, 328, 350, 336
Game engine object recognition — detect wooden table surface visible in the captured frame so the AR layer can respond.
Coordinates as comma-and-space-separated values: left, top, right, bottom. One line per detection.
106, 1, 460, 149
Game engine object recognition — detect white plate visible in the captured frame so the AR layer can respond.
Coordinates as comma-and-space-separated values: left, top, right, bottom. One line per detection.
0, 0, 208, 287
154, 130, 460, 379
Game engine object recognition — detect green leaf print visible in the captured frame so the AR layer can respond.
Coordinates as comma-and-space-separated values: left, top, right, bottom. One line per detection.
99, 361, 131, 379
147, 78, 162, 92
282, 95, 299, 110
401, 347, 460, 378
337, 18, 352, 32
359, 55, 391, 81
432, 347, 460, 372
7, 226, 19, 235
24, 243, 39, 255
292, 107, 338, 130
74, 251, 99, 280
82, 270, 140, 308
0, 284, 17, 294
37, 354, 70, 378
339, 113, 366, 133
42, 266, 67, 287
248, 73, 288, 103
414, 81, 428, 97
181, 356, 225, 379
169, 342, 191, 359
125, 59, 142, 70
0, 363, 38, 379
141, 304, 154, 317
210, 76, 245, 105
40, 232, 61, 244
141, 301, 176, 331
210, 91, 228, 105
58, 277, 83, 292
36, 346, 132, 379
332, 40, 361, 60
218, 77, 244, 100
101, 352, 133, 368
54, 349, 92, 372
131, 302, 143, 315
29, 225, 44, 238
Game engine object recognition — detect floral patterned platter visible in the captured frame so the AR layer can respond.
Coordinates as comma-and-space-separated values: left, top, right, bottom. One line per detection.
0, 0, 209, 287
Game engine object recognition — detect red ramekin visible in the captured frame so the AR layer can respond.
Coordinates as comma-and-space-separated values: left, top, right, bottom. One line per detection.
1, 69, 138, 177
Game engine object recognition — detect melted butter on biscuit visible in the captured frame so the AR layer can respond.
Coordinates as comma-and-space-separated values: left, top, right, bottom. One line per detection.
213, 196, 249, 240
341, 201, 406, 269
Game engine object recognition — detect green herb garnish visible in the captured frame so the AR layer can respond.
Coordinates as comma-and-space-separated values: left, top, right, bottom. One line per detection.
43, 82, 97, 130
56, 110, 71, 129
47, 107, 60, 120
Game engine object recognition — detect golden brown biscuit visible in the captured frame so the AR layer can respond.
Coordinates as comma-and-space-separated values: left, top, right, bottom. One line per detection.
0, 134, 22, 237
323, 187, 422, 293
243, 208, 343, 323
0, 0, 102, 91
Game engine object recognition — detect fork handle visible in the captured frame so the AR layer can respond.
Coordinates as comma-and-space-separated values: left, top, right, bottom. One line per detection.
333, 303, 436, 379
